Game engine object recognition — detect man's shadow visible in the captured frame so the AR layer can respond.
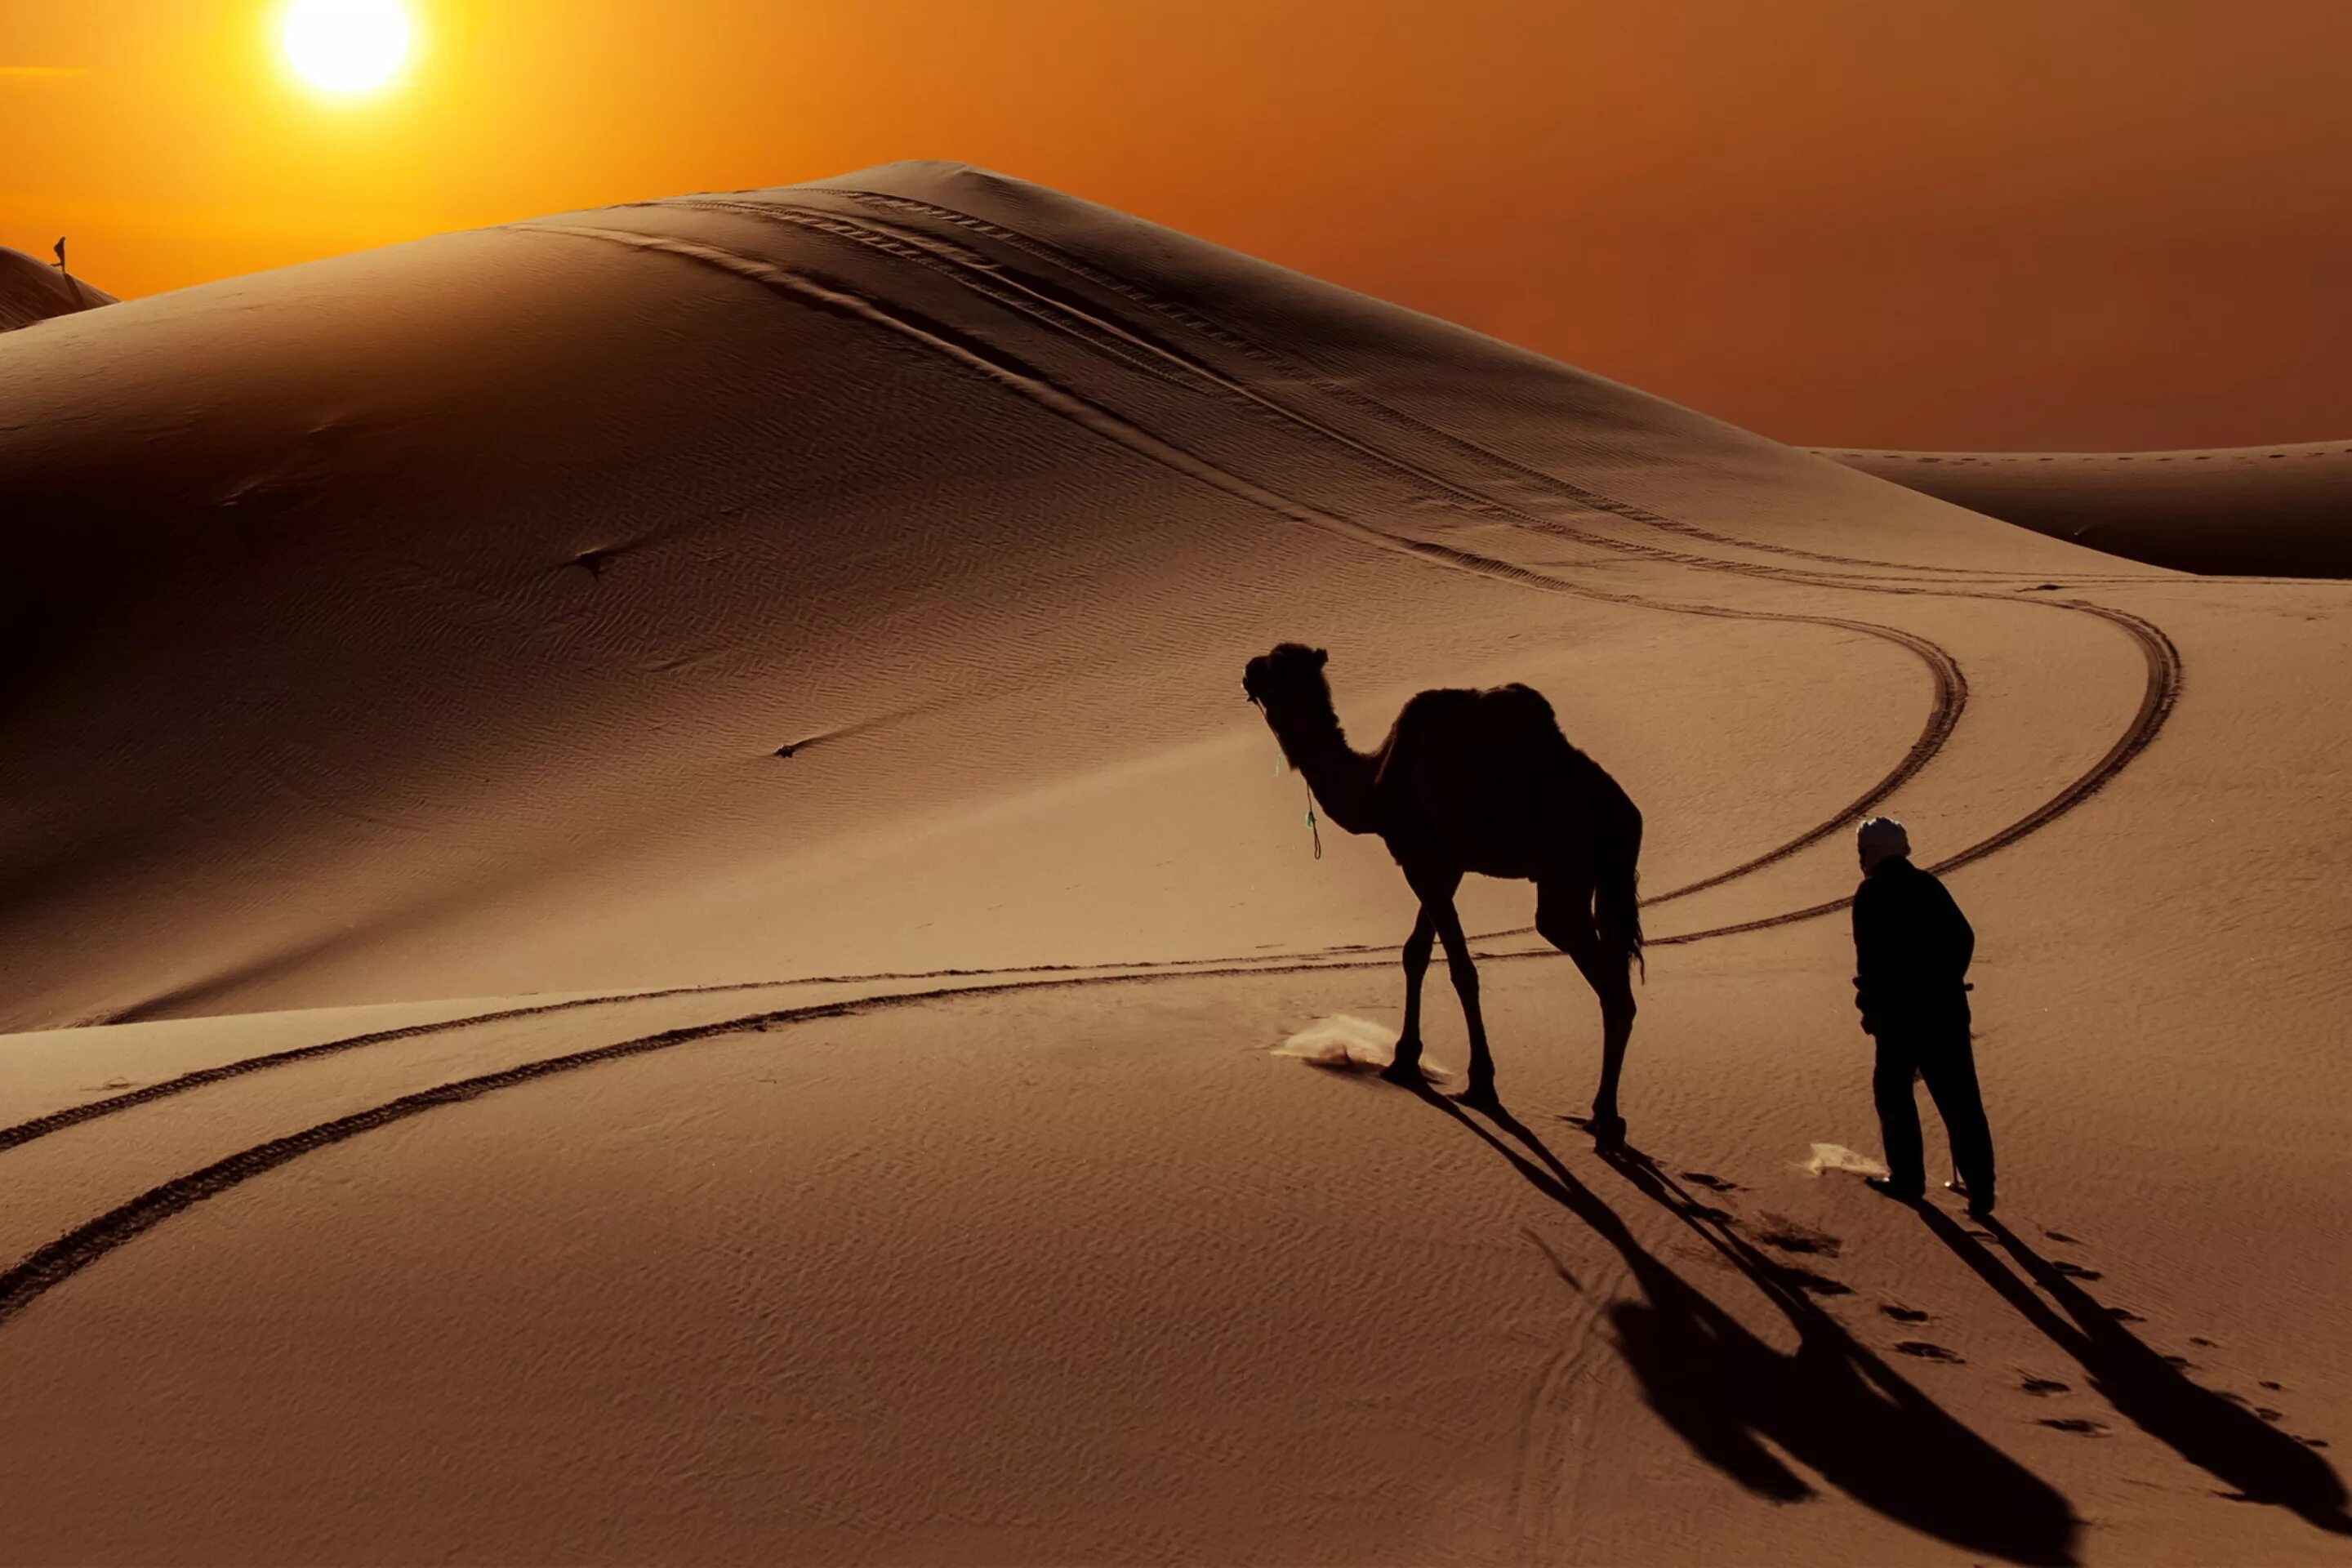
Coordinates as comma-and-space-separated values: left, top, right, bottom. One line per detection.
1918, 1206, 2351, 1535
1413, 1089, 2081, 1566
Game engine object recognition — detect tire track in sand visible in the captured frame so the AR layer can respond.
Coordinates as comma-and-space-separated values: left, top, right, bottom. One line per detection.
0, 212, 2175, 1169
802, 185, 2151, 586
637, 196, 2184, 928
0, 951, 1666, 1325
0, 212, 2181, 1302
523, 219, 1975, 902
675, 193, 2041, 590
0, 218, 1968, 1152
0, 589, 2174, 1329
524, 216, 2176, 933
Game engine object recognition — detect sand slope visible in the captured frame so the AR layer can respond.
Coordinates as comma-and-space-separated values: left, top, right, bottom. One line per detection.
2, 163, 2349, 1564
1823, 443, 2352, 577
0, 244, 114, 333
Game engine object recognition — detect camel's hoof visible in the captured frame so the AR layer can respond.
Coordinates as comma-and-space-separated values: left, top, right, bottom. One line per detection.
1379, 1061, 1429, 1090
1452, 1083, 1502, 1112
1583, 1112, 1628, 1147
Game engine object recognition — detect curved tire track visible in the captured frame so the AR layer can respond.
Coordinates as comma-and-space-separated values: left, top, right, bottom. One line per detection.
586, 203, 2176, 929
679, 193, 2043, 589
688, 191, 2180, 938
0, 206, 2188, 1312
0, 604, 2173, 1326
525, 217, 1978, 893
804, 186, 2149, 586
1, 207, 2163, 1161
0, 950, 1606, 1326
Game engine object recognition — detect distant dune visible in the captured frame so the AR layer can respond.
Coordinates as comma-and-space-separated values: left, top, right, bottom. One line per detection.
1822, 443, 2352, 577
1, 163, 2346, 1564
0, 244, 114, 332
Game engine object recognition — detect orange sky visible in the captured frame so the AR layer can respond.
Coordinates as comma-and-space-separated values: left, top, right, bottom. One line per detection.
4, 0, 2349, 448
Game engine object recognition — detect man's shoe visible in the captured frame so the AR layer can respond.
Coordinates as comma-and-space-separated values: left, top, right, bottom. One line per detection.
1945, 1178, 1995, 1218
1865, 1175, 1925, 1202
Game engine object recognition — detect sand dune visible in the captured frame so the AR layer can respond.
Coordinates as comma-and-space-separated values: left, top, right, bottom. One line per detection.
2, 163, 2348, 1564
1823, 443, 2352, 577
0, 244, 114, 333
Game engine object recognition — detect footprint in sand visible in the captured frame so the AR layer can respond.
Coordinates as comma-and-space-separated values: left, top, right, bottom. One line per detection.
2042, 1229, 2083, 1245
2038, 1417, 2108, 1436
1753, 1213, 1842, 1258
2189, 1335, 2219, 1348
2020, 1376, 2070, 1396
2105, 1306, 2145, 1322
1879, 1303, 1931, 1323
1679, 1171, 1743, 1192
2260, 1379, 2285, 1391
1893, 1341, 1963, 1364
1773, 1265, 1852, 1298
2051, 1261, 2102, 1281
2163, 1354, 2194, 1369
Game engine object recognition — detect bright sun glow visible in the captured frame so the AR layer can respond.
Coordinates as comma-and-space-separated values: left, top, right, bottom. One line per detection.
281, 0, 412, 93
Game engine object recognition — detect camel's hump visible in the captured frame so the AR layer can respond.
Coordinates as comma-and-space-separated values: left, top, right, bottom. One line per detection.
1392, 681, 1564, 741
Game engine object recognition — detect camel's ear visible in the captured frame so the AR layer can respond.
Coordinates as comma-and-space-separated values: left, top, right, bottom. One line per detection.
1312, 648, 1328, 669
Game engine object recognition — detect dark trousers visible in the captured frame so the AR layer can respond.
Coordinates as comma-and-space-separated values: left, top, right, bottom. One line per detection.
1873, 1018, 1995, 1198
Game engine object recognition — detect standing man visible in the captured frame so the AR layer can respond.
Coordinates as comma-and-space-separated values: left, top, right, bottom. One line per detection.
1851, 817, 1997, 1216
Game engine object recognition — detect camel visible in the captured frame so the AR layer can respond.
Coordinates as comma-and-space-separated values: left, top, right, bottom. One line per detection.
1242, 644, 1645, 1134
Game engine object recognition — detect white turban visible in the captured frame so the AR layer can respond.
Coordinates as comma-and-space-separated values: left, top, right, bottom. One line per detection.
1857, 816, 1911, 871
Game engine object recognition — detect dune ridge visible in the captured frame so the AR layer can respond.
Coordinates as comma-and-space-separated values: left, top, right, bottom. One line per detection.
0, 243, 113, 332
1822, 443, 2352, 577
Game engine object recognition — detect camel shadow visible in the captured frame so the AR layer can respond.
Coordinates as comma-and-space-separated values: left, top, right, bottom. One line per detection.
1410, 1089, 2080, 1566
1918, 1206, 2352, 1535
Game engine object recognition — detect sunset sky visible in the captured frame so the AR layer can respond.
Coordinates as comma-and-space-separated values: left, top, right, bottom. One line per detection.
4, 0, 2347, 449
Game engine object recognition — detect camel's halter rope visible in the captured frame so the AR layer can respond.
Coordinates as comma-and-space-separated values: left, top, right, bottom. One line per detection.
1251, 694, 1322, 860
1275, 741, 1322, 859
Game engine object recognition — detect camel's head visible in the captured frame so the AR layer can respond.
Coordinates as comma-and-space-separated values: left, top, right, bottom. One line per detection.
1241, 643, 1330, 716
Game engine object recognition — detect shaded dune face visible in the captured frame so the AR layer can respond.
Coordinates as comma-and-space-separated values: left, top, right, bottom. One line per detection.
1822, 445, 2352, 578
0, 245, 114, 334
0, 159, 2115, 1029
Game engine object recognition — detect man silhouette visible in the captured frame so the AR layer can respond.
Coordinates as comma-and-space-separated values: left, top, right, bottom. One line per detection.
1851, 817, 1996, 1215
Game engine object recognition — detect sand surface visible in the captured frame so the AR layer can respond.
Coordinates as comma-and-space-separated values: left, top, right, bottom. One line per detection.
0, 243, 114, 333
1824, 443, 2352, 577
2, 163, 2347, 1564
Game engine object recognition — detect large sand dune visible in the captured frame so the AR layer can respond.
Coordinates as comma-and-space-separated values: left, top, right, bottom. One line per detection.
2, 163, 2348, 1564
1823, 443, 2352, 577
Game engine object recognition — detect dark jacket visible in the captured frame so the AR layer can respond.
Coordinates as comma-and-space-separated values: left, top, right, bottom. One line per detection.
1852, 858, 1974, 1031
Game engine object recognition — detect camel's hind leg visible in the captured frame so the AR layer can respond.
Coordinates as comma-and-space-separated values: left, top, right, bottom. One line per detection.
1537, 872, 1637, 1136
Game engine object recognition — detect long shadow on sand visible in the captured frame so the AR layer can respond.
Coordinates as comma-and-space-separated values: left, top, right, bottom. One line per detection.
1919, 1207, 2352, 1535
1419, 1093, 2079, 1566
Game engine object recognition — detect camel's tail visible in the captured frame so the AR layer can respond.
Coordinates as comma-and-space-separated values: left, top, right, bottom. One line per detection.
1594, 782, 1646, 983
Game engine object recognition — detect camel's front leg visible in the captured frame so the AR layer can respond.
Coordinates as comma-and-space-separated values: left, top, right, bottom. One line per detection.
1380, 908, 1437, 1087
1396, 862, 1489, 1105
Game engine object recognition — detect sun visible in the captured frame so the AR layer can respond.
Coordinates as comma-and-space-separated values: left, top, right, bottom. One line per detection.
281, 0, 412, 94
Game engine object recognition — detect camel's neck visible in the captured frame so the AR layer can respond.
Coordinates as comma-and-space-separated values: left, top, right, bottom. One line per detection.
1265, 702, 1380, 835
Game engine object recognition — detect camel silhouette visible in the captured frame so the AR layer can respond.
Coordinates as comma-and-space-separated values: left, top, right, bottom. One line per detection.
1243, 644, 1646, 1133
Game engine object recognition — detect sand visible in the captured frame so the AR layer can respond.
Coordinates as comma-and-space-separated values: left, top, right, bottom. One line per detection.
1, 162, 2346, 1565
1823, 443, 2352, 577
0, 243, 114, 333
